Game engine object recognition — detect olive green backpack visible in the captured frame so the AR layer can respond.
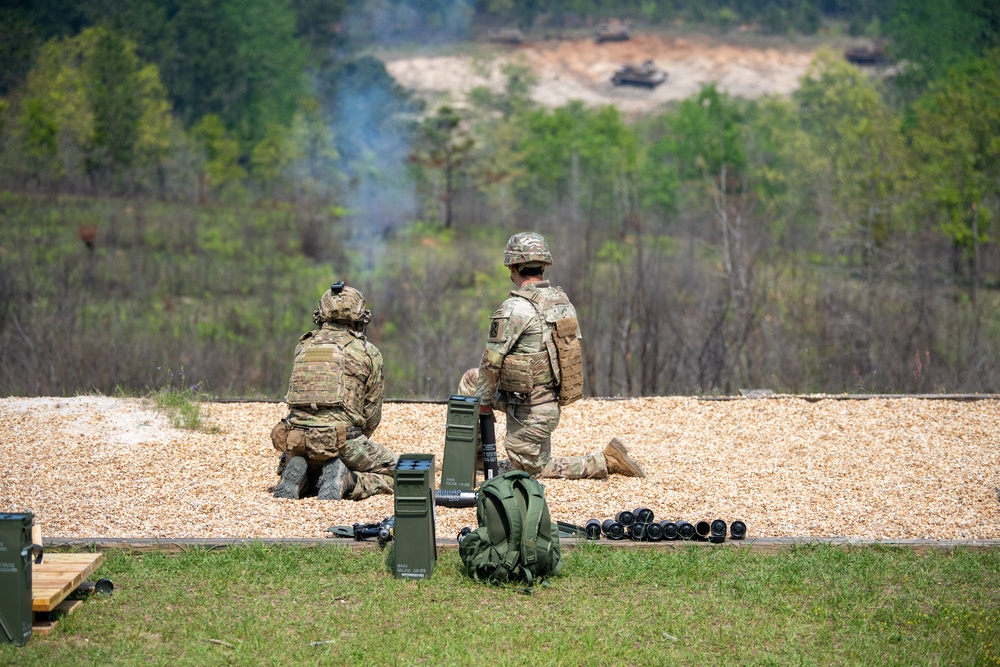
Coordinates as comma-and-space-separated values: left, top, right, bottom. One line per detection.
458, 471, 564, 588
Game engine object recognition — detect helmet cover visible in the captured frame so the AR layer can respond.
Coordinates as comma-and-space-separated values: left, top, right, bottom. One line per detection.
503, 232, 552, 267
313, 281, 372, 328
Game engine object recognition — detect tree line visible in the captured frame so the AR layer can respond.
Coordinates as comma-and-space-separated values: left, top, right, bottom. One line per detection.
0, 1, 999, 398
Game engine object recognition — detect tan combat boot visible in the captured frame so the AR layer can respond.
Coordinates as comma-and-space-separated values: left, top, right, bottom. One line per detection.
603, 437, 646, 477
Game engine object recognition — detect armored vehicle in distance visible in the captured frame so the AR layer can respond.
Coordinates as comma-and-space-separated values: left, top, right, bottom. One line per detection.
844, 41, 887, 65
487, 28, 524, 44
596, 21, 630, 43
611, 60, 667, 88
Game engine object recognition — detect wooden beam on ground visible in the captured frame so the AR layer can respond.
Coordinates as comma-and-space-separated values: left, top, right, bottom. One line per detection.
32, 552, 105, 612
42, 536, 1000, 554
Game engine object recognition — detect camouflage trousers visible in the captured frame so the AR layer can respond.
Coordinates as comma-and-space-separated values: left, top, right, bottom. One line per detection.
270, 420, 397, 500
503, 401, 607, 479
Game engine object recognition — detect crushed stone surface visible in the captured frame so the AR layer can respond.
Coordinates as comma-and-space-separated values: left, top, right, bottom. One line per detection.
2, 395, 998, 542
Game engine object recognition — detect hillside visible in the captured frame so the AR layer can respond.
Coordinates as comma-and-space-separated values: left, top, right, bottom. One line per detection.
383, 31, 823, 114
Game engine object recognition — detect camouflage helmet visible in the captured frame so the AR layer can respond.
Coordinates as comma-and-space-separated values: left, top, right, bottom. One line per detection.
314, 281, 372, 328
503, 232, 552, 268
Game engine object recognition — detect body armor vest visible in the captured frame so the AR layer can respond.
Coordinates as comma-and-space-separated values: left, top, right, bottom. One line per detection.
503, 287, 584, 405
285, 327, 367, 415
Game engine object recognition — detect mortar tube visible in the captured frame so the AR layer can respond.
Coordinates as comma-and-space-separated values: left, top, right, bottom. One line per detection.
633, 507, 655, 524
585, 519, 602, 540
615, 510, 636, 527
695, 520, 711, 540
601, 519, 625, 540
676, 521, 695, 540
626, 522, 647, 541
660, 521, 679, 540
710, 519, 727, 543
480, 412, 499, 480
645, 521, 664, 542
435, 490, 478, 508
730, 520, 747, 540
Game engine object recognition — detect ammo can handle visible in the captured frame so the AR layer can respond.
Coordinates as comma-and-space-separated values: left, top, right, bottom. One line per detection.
31, 522, 43, 563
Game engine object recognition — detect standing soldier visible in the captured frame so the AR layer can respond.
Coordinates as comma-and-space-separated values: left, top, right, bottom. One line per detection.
270, 281, 399, 500
474, 232, 645, 479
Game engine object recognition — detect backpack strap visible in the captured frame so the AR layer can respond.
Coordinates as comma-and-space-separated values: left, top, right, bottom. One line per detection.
512, 476, 548, 587
479, 474, 526, 582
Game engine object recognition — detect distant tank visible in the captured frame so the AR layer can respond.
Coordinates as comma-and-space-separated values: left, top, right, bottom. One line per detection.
611, 60, 668, 88
595, 21, 630, 43
844, 41, 886, 65
487, 28, 524, 45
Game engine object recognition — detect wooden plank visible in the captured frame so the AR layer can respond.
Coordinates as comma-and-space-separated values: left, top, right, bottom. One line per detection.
32, 553, 104, 612
37, 553, 104, 563
32, 599, 84, 636
41, 536, 1000, 554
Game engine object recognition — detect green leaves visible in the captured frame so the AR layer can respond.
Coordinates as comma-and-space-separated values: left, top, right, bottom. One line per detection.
906, 50, 1000, 291
163, 0, 305, 150
14, 26, 172, 185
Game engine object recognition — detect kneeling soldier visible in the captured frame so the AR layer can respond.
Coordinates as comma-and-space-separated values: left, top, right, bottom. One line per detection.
270, 281, 398, 500
474, 233, 645, 479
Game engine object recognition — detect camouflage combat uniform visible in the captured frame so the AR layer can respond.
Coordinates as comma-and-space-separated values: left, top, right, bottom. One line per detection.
475, 280, 607, 479
271, 292, 398, 500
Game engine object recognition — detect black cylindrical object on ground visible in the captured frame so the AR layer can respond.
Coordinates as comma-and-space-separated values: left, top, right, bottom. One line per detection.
480, 412, 499, 480
77, 579, 115, 596
695, 520, 711, 540
730, 520, 747, 540
585, 519, 602, 540
660, 521, 679, 540
710, 519, 727, 543
676, 521, 695, 540
626, 522, 647, 541
633, 507, 654, 524
645, 521, 664, 541
615, 510, 635, 527
601, 519, 625, 540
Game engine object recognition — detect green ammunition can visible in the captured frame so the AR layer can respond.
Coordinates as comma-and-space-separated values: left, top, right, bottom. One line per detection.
439, 395, 480, 492
392, 454, 436, 580
0, 512, 34, 646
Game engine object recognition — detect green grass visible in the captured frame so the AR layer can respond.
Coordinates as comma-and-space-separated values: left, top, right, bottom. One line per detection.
146, 385, 218, 432
4, 544, 998, 666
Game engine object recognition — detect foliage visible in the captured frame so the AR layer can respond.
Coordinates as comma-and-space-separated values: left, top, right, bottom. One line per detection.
1, 5, 1000, 397
8, 26, 172, 189
795, 49, 906, 259
411, 105, 475, 227
146, 367, 218, 432
906, 50, 1000, 299
192, 115, 247, 202
160, 0, 305, 150
468, 59, 538, 121
885, 0, 1000, 97
1, 545, 997, 666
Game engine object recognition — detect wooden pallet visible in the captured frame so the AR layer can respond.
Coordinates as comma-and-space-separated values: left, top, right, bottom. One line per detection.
32, 552, 104, 635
